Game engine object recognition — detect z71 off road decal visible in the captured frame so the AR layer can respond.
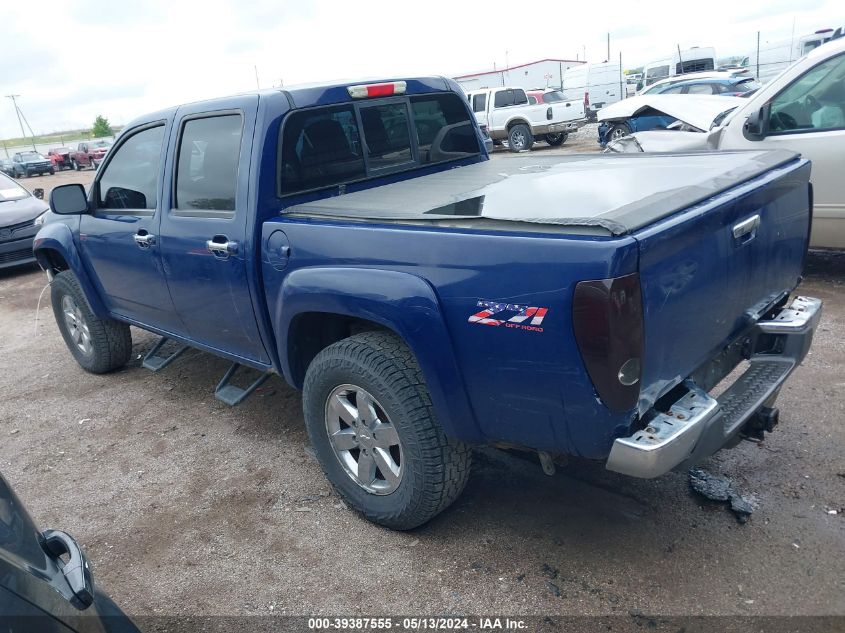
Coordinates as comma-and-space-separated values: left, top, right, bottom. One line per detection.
468, 300, 548, 333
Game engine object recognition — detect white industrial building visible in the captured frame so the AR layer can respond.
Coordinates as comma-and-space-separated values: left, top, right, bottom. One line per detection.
453, 58, 585, 92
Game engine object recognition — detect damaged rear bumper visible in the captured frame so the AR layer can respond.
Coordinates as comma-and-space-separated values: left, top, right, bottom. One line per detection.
606, 296, 822, 479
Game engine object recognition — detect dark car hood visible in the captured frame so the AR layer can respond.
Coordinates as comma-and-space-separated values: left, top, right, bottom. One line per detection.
0, 195, 48, 227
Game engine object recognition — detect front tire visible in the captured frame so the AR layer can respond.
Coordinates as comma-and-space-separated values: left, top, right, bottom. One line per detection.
507, 123, 534, 152
302, 331, 471, 530
51, 271, 132, 374
607, 122, 631, 142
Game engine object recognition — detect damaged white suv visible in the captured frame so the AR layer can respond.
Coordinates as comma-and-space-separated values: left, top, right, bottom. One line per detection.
607, 32, 845, 250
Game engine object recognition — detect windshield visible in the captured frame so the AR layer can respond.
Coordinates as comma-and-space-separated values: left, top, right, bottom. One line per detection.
541, 90, 565, 102
736, 78, 762, 94
91, 140, 111, 148
20, 152, 44, 161
0, 172, 29, 202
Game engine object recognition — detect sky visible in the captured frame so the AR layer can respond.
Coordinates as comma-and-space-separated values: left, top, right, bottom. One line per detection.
1, 0, 842, 139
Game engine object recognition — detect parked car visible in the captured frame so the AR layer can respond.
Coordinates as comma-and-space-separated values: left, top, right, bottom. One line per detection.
0, 470, 140, 632
606, 34, 845, 249
0, 172, 48, 269
48, 147, 74, 171
36, 76, 820, 530
10, 151, 54, 177
0, 158, 15, 177
596, 94, 745, 145
640, 74, 761, 97
69, 140, 112, 170
467, 86, 586, 150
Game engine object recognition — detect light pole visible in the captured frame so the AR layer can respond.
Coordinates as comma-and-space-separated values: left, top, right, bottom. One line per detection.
5, 94, 37, 151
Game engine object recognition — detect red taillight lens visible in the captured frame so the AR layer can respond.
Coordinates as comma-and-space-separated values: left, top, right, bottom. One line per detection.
347, 81, 407, 99
572, 273, 644, 413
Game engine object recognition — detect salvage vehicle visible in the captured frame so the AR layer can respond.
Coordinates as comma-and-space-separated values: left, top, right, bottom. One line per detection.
0, 470, 140, 633
597, 93, 745, 145
48, 147, 74, 171
606, 35, 845, 249
69, 140, 111, 171
34, 76, 821, 530
467, 86, 586, 151
0, 172, 47, 269
10, 151, 54, 177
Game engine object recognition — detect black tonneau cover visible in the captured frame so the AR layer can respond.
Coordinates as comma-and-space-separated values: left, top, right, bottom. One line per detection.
283, 150, 799, 236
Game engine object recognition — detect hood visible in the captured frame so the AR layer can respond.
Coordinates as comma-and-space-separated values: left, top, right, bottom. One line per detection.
20, 157, 50, 165
0, 192, 48, 226
597, 94, 745, 131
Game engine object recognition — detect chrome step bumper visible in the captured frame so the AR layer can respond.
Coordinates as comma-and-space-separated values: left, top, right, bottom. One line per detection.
606, 296, 822, 479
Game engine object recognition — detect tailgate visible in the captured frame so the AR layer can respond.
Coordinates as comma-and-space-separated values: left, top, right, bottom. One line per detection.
634, 156, 812, 412
552, 100, 585, 123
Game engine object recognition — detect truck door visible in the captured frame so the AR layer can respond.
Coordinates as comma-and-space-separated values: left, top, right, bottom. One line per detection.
158, 96, 270, 364
79, 121, 186, 334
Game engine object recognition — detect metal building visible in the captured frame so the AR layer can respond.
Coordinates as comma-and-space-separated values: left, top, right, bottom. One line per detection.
453, 58, 585, 92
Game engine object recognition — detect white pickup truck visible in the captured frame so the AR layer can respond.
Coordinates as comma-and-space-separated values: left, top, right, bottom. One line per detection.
466, 86, 587, 151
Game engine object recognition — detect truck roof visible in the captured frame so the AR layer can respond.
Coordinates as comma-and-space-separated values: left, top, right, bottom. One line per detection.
124, 76, 457, 128
284, 150, 799, 236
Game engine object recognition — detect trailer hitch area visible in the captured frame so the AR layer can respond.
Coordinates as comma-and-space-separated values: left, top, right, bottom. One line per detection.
741, 406, 780, 442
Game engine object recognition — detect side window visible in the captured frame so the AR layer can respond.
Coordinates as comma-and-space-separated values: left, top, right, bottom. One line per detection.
769, 53, 845, 133
494, 90, 515, 108
97, 125, 164, 210
280, 105, 365, 194
359, 102, 413, 171
175, 114, 242, 215
661, 85, 685, 94
528, 95, 538, 105
472, 93, 486, 112
686, 83, 714, 95
411, 93, 480, 164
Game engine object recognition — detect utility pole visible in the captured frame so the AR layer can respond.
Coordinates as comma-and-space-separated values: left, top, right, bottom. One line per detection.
607, 33, 610, 62
756, 31, 761, 79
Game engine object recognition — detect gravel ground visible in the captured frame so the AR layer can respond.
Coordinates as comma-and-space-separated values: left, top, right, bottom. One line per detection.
1, 137, 843, 620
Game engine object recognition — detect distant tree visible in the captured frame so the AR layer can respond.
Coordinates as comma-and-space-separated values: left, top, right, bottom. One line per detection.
91, 115, 113, 138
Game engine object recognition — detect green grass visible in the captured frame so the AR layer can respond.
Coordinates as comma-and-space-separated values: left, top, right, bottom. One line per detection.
1, 126, 124, 147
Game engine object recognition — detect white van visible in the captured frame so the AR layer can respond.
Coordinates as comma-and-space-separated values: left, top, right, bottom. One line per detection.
744, 28, 839, 84
642, 47, 717, 89
563, 62, 623, 119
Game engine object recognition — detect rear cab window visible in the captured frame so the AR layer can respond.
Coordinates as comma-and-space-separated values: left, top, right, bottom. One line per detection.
280, 91, 481, 196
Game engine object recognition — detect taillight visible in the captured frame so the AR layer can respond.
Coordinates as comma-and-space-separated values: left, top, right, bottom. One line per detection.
347, 81, 407, 99
584, 91, 590, 107
572, 273, 644, 413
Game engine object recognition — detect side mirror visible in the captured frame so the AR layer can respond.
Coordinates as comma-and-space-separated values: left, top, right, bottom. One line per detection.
743, 104, 770, 141
32, 188, 44, 200
50, 184, 89, 215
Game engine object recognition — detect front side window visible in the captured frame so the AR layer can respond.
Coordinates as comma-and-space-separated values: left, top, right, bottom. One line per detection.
769, 53, 845, 133
97, 125, 164, 210
175, 114, 242, 213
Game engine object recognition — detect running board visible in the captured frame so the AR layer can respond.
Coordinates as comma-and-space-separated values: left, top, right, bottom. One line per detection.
142, 337, 190, 372
214, 363, 271, 406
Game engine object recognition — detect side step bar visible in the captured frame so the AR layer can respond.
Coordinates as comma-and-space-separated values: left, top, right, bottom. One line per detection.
215, 363, 271, 406
142, 337, 190, 372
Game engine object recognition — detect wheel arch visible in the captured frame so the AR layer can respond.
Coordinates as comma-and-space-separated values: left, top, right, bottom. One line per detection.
273, 267, 483, 444
506, 117, 531, 130
33, 222, 108, 317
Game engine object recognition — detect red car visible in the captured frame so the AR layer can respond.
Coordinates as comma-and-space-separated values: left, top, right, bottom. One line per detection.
47, 147, 73, 170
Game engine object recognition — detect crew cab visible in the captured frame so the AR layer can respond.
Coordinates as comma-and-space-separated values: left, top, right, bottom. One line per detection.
35, 76, 820, 530
69, 140, 111, 170
466, 86, 586, 151
10, 151, 54, 177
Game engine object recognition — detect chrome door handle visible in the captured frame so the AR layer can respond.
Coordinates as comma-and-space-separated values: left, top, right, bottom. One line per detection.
133, 232, 156, 248
732, 214, 761, 243
206, 239, 239, 257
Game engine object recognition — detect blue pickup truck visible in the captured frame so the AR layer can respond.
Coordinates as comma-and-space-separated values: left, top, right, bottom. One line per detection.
34, 77, 821, 529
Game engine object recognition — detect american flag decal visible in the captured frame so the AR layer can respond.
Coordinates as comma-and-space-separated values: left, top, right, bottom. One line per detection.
468, 300, 549, 332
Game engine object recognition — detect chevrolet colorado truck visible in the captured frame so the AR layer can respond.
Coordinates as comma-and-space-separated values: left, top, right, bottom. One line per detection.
35, 76, 821, 530
466, 86, 586, 151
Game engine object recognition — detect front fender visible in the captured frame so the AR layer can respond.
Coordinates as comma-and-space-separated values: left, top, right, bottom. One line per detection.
33, 222, 107, 318
274, 267, 482, 444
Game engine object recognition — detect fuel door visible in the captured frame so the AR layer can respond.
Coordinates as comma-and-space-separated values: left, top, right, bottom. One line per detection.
266, 230, 291, 270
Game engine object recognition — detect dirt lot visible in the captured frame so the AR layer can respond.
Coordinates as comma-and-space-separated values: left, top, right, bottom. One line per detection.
1, 133, 843, 620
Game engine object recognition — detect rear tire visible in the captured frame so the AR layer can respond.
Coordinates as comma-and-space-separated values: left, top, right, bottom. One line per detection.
545, 132, 568, 146
507, 123, 534, 152
302, 331, 471, 530
51, 271, 132, 374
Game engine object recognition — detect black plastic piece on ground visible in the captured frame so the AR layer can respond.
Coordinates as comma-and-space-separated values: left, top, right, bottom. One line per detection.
214, 363, 270, 406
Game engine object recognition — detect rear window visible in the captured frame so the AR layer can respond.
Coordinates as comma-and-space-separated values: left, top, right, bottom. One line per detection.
471, 93, 486, 112
280, 92, 480, 196
541, 90, 565, 102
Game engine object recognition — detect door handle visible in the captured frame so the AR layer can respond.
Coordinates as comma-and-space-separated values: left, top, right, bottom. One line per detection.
206, 236, 239, 258
41, 529, 94, 610
133, 231, 156, 248
732, 214, 761, 244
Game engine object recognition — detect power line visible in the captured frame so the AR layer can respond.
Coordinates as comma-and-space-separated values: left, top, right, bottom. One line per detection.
5, 94, 37, 151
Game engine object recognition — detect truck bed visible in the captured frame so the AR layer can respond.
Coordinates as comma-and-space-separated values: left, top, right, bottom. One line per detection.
284, 150, 799, 236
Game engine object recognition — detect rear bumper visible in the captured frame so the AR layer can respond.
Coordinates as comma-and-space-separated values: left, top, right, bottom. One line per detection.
606, 296, 822, 478
536, 119, 587, 135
